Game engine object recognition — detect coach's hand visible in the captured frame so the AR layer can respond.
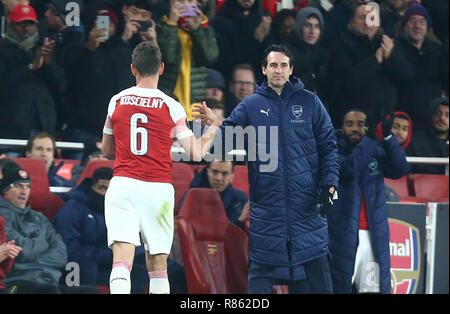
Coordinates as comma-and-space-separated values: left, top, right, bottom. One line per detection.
192, 101, 221, 127
317, 186, 336, 217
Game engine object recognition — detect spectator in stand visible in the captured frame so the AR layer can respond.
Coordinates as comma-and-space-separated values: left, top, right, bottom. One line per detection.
328, 109, 410, 294
380, 0, 409, 38
157, 0, 218, 121
393, 2, 448, 131
179, 160, 248, 229
41, 0, 86, 131
407, 97, 449, 174
62, 0, 157, 152
205, 68, 226, 102
0, 4, 64, 142
283, 7, 330, 102
53, 167, 148, 293
0, 0, 30, 37
266, 8, 296, 44
328, 2, 410, 130
321, 0, 369, 48
225, 63, 256, 117
376, 111, 414, 150
211, 0, 272, 82
25, 132, 72, 187
0, 161, 98, 293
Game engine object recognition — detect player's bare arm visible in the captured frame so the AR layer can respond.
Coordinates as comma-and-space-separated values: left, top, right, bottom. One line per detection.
102, 133, 116, 158
178, 101, 221, 162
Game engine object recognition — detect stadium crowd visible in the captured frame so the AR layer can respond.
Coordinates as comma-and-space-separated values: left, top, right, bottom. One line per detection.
0, 0, 448, 294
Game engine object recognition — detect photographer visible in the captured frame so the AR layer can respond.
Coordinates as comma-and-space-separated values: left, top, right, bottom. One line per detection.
157, 0, 219, 121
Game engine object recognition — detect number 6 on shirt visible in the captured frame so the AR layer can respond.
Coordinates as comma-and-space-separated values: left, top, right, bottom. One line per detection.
130, 113, 148, 156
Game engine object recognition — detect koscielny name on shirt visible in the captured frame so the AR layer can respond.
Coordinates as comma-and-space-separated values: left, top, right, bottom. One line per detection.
120, 95, 164, 109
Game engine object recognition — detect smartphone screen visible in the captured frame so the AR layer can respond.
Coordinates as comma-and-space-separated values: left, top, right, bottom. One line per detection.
181, 4, 197, 17
97, 15, 110, 40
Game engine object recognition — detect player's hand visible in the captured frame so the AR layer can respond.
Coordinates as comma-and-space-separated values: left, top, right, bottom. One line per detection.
192, 101, 221, 127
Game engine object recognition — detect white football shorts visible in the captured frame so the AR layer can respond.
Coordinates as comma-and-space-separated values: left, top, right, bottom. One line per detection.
352, 230, 381, 293
105, 176, 174, 254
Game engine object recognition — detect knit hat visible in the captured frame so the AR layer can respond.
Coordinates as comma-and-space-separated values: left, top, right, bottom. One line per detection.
402, 1, 432, 30
294, 7, 324, 41
0, 162, 31, 194
206, 68, 226, 91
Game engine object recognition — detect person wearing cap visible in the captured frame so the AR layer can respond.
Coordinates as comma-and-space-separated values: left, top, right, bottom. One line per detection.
0, 4, 64, 142
282, 7, 330, 103
0, 0, 29, 37
0, 161, 99, 293
205, 68, 226, 102
393, 1, 448, 132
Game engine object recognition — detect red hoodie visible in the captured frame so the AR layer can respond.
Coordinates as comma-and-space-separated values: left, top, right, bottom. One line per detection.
376, 111, 413, 150
0, 216, 14, 289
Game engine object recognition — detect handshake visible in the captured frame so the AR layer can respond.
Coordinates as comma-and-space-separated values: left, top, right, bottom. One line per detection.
316, 186, 337, 217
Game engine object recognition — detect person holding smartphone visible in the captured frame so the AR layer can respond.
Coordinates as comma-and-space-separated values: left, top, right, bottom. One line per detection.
122, 0, 157, 46
157, 0, 219, 121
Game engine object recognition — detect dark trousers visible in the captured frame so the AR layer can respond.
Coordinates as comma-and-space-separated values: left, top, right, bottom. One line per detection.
247, 255, 332, 294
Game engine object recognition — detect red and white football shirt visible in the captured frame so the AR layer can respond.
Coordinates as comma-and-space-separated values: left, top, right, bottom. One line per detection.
103, 87, 192, 183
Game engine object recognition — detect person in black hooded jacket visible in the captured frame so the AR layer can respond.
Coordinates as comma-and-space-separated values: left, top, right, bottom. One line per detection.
283, 7, 330, 105
210, 0, 271, 82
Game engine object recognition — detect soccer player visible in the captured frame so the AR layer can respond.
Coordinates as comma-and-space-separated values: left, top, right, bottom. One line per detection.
101, 41, 220, 294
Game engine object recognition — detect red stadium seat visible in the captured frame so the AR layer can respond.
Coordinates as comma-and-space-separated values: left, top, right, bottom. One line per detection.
410, 174, 449, 201
232, 165, 249, 198
76, 160, 114, 185
177, 188, 249, 294
384, 176, 411, 198
171, 162, 195, 213
54, 159, 81, 181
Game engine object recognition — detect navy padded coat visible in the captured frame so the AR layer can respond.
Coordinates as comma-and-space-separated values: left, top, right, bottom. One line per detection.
218, 78, 339, 267
327, 131, 411, 293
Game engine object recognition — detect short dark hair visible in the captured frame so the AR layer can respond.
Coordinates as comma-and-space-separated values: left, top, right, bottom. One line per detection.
342, 108, 367, 125
207, 160, 235, 173
25, 132, 56, 154
231, 63, 255, 79
262, 44, 294, 67
204, 98, 224, 111
132, 41, 161, 76
126, 0, 152, 11
91, 167, 113, 185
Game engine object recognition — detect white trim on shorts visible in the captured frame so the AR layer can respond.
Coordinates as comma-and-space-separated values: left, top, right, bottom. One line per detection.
105, 176, 175, 254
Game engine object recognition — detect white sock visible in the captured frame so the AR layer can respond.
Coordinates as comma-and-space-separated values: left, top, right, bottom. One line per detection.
110, 261, 131, 294
149, 271, 170, 294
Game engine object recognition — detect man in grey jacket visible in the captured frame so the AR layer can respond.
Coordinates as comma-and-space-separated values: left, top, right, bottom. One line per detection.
0, 161, 96, 293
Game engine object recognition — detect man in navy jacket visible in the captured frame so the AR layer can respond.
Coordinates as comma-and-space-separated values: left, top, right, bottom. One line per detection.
212, 45, 339, 293
327, 109, 410, 293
